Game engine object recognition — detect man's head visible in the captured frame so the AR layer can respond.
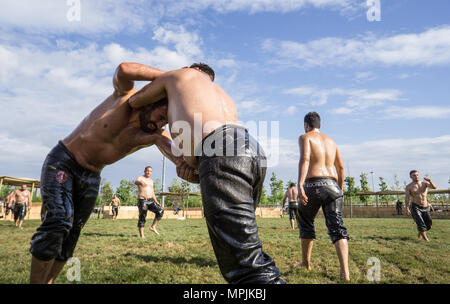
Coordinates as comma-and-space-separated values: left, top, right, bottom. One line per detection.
304, 112, 321, 132
21, 184, 27, 191
289, 183, 296, 188
190, 63, 215, 81
410, 170, 419, 182
144, 166, 152, 178
139, 97, 168, 133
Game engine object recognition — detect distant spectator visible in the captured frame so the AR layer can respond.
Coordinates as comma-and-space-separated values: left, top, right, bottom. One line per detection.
396, 200, 403, 215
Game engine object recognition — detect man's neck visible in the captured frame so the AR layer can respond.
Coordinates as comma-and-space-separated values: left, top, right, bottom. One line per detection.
307, 128, 320, 134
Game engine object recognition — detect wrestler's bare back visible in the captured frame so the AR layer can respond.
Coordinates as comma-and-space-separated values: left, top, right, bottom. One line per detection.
286, 187, 298, 202
130, 68, 240, 169
63, 89, 157, 172
302, 131, 339, 180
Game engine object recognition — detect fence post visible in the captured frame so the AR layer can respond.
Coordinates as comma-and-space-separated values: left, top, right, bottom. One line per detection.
350, 196, 353, 218
375, 195, 379, 218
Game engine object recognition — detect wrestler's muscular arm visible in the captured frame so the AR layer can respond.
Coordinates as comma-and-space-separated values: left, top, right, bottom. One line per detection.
113, 62, 165, 96
138, 129, 199, 184
27, 190, 32, 210
128, 73, 200, 184
298, 135, 310, 205
157, 132, 200, 184
424, 177, 437, 189
151, 188, 161, 207
134, 177, 142, 187
128, 70, 169, 109
405, 186, 411, 215
282, 191, 288, 210
334, 146, 345, 191
423, 177, 436, 211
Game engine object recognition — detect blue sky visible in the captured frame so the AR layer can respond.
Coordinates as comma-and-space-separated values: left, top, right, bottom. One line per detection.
0, 0, 449, 193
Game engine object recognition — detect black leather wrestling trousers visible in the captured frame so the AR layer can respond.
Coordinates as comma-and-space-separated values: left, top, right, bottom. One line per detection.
30, 141, 100, 262
197, 125, 284, 284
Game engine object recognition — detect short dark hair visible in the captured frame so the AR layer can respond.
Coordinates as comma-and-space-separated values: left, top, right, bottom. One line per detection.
409, 170, 418, 176
190, 63, 215, 81
304, 112, 321, 129
145, 166, 152, 171
289, 183, 296, 188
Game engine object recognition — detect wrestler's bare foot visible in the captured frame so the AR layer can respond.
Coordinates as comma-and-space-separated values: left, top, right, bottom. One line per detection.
292, 262, 311, 271
340, 274, 350, 281
149, 226, 160, 235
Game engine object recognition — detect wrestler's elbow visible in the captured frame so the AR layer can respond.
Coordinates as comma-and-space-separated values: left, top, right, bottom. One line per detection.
117, 62, 133, 76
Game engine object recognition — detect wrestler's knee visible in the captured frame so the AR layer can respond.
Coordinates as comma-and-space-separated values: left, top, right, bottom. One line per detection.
300, 229, 315, 240
29, 230, 66, 261
328, 226, 349, 244
156, 208, 164, 220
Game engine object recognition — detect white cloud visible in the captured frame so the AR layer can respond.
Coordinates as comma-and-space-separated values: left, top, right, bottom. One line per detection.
284, 86, 402, 107
237, 100, 276, 114
153, 25, 203, 59
0, 133, 49, 165
0, 25, 206, 155
383, 106, 450, 119
285, 106, 297, 115
263, 26, 450, 67
164, 0, 361, 15
0, 0, 363, 35
331, 107, 355, 114
0, 0, 153, 34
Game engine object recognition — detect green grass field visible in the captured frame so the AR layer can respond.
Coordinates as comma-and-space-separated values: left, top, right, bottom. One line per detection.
0, 217, 449, 284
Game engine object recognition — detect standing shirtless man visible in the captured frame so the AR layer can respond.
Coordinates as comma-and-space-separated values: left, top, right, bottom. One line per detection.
405, 170, 436, 241
282, 183, 299, 230
29, 62, 197, 284
3, 191, 15, 221
295, 112, 350, 281
109, 194, 121, 220
128, 63, 284, 284
13, 185, 32, 229
135, 166, 164, 237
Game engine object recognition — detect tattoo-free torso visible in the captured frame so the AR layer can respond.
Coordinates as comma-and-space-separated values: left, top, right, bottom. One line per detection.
303, 132, 338, 180
63, 89, 158, 172
137, 177, 155, 200
406, 181, 430, 207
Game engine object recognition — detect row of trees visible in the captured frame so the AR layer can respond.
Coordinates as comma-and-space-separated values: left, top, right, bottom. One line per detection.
2, 173, 448, 207
95, 172, 295, 207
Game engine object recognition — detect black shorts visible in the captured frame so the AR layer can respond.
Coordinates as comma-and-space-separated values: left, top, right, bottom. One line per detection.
29, 141, 101, 262
112, 206, 119, 216
5, 206, 12, 216
197, 124, 283, 284
137, 198, 164, 227
298, 177, 349, 244
288, 202, 299, 220
410, 204, 432, 232
13, 204, 27, 221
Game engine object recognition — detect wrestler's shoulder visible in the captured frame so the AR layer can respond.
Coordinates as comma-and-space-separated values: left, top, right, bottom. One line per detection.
405, 182, 413, 189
